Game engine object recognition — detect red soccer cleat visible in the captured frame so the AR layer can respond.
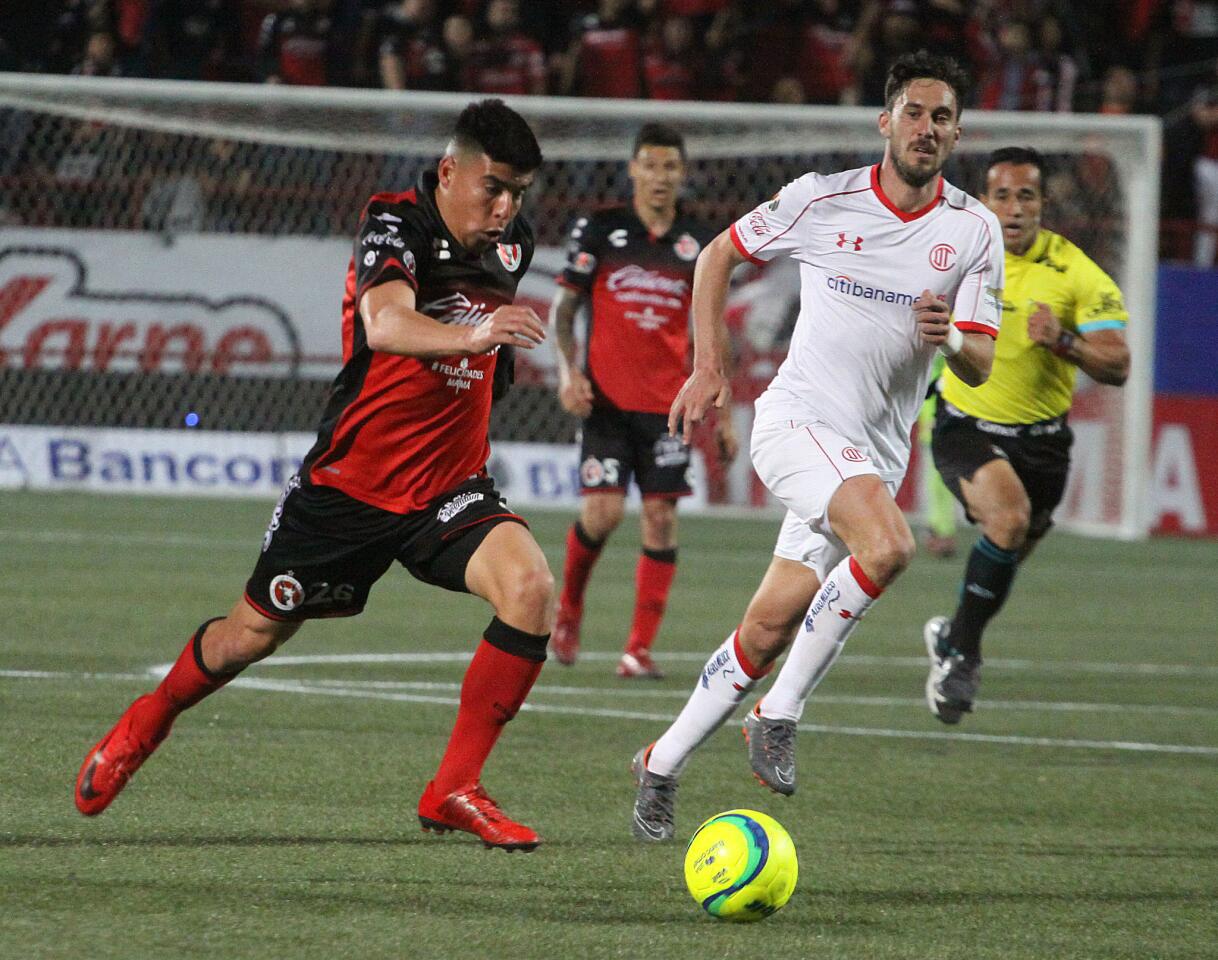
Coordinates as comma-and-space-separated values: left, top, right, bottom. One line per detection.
550, 605, 581, 666
616, 648, 665, 679
74, 694, 169, 816
417, 780, 540, 851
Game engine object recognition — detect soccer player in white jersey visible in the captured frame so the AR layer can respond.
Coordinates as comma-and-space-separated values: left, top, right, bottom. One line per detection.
631, 51, 1004, 842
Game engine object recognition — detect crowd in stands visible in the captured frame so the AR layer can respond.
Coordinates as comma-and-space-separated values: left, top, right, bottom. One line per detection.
1, 0, 1218, 262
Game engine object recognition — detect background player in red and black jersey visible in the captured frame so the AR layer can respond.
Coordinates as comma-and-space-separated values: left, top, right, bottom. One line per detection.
73, 100, 555, 852
550, 124, 737, 679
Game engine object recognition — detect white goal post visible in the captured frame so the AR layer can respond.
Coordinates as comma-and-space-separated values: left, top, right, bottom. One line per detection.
0, 74, 1159, 538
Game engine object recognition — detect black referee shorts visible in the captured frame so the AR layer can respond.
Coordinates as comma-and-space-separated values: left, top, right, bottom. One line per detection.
930, 401, 1073, 539
245, 474, 526, 621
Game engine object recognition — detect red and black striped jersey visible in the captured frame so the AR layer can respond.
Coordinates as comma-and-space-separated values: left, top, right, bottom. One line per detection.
301, 170, 534, 514
558, 205, 712, 415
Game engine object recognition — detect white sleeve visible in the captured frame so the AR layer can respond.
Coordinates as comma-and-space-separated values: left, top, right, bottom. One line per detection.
729, 173, 820, 264
953, 208, 1004, 338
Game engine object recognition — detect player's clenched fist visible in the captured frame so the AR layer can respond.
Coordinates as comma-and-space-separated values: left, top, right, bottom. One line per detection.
465, 305, 546, 354
913, 288, 952, 346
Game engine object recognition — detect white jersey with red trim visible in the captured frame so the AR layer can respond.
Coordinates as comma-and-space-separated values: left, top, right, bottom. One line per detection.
730, 163, 1004, 481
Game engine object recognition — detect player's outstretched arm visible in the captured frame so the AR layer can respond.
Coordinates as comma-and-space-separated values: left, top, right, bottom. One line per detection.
913, 288, 993, 387
550, 285, 594, 417
669, 230, 743, 443
1026, 302, 1130, 386
362, 281, 544, 358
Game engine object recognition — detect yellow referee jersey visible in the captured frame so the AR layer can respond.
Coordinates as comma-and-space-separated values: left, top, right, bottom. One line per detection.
941, 229, 1128, 424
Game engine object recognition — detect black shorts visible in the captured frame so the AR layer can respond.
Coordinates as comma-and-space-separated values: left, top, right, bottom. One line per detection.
245, 474, 526, 621
578, 405, 692, 498
930, 402, 1073, 538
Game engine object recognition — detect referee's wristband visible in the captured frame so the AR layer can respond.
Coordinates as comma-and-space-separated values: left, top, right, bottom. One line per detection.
938, 324, 964, 358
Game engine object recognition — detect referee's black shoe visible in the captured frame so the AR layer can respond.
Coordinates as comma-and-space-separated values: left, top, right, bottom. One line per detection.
924, 616, 981, 724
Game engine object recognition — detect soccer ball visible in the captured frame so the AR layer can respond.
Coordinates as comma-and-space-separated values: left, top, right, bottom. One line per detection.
683, 809, 798, 921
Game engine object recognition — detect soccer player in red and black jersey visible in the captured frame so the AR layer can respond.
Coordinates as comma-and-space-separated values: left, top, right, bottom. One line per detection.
73, 100, 554, 852
550, 124, 737, 679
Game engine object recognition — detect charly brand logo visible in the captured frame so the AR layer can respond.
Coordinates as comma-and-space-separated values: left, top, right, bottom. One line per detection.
0, 248, 300, 375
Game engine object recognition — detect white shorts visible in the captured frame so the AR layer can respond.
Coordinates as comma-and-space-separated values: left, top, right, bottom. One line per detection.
750, 418, 895, 580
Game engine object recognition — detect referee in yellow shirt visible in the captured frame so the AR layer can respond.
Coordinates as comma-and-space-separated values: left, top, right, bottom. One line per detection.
924, 147, 1131, 724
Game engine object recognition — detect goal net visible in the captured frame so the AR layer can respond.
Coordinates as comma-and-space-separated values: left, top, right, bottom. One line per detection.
0, 74, 1158, 538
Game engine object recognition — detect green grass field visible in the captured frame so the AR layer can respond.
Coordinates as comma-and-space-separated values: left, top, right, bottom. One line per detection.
2, 491, 1216, 959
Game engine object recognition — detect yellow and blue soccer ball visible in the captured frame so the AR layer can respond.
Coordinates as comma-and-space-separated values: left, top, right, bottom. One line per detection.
683, 809, 798, 921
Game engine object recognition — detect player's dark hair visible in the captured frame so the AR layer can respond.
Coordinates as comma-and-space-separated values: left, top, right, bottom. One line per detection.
983, 146, 1048, 193
451, 98, 543, 172
884, 51, 970, 119
632, 122, 686, 160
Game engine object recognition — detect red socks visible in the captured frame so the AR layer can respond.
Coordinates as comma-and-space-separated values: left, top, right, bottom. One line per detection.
130, 618, 235, 741
626, 548, 677, 654
431, 621, 547, 796
558, 522, 604, 615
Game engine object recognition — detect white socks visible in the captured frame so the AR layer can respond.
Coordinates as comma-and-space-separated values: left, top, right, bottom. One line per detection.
647, 629, 770, 778
760, 556, 882, 723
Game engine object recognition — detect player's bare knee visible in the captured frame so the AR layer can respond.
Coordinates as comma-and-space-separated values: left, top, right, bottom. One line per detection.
582, 498, 624, 540
985, 502, 1031, 550
205, 616, 289, 672
739, 615, 797, 664
496, 563, 554, 630
641, 507, 676, 549
856, 532, 915, 585
235, 619, 290, 665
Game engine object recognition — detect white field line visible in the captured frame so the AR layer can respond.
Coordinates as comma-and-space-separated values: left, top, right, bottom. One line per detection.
214, 677, 1218, 757
0, 669, 152, 682
218, 650, 1218, 679
208, 676, 1218, 718
4, 667, 1217, 756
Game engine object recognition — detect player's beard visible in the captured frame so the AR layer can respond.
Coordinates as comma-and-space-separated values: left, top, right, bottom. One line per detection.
892, 146, 943, 189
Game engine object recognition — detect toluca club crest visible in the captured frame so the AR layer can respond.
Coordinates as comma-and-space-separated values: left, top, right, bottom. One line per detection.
497, 243, 523, 272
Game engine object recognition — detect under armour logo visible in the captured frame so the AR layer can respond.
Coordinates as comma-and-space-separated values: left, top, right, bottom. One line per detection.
836, 233, 864, 250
